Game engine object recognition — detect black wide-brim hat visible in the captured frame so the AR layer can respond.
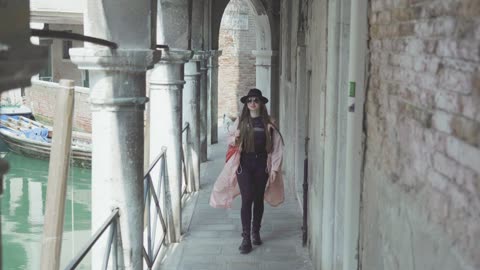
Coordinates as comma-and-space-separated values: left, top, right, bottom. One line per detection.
240, 88, 269, 104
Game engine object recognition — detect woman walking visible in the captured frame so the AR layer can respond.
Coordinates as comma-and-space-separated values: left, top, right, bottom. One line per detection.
210, 88, 285, 254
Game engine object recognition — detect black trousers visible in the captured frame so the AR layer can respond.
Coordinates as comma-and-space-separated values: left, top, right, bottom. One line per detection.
237, 153, 268, 233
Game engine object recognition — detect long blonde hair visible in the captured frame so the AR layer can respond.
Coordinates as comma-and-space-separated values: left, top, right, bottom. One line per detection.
236, 102, 275, 153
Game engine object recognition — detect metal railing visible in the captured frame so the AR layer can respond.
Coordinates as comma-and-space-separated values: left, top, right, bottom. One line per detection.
143, 122, 193, 269
143, 147, 169, 269
64, 208, 120, 270
64, 122, 194, 269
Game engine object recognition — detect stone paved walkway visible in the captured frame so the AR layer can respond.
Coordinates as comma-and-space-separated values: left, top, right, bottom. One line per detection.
159, 125, 313, 270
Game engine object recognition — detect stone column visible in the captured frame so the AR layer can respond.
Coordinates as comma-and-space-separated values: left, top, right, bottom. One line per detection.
71, 49, 160, 269
69, 0, 158, 268
183, 52, 204, 191
199, 55, 209, 162
252, 50, 277, 113
207, 50, 222, 144
149, 49, 192, 242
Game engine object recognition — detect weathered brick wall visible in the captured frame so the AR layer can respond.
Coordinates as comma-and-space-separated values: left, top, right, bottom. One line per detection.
363, 0, 480, 269
24, 80, 91, 132
218, 0, 257, 119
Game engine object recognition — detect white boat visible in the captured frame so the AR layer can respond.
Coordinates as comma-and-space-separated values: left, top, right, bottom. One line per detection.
0, 115, 91, 168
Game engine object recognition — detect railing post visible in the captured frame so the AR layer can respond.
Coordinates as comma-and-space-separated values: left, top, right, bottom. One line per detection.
112, 217, 118, 270
184, 123, 195, 193
157, 150, 174, 245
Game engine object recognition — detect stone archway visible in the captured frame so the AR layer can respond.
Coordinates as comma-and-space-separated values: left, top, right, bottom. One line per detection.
213, 0, 277, 117
245, 0, 272, 50
245, 0, 276, 113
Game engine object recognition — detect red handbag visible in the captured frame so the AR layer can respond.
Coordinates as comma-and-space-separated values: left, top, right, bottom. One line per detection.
225, 144, 238, 162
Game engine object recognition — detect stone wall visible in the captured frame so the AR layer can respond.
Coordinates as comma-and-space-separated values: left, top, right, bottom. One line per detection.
24, 80, 91, 132
277, 0, 480, 269
362, 0, 480, 269
218, 0, 257, 119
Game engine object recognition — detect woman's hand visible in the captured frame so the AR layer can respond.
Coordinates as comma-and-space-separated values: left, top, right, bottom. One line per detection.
270, 170, 277, 182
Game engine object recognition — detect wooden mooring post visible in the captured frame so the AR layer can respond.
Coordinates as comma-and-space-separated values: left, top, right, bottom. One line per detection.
40, 79, 75, 270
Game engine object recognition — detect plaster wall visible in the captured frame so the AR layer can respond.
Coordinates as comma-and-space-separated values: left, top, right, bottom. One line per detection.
304, 1, 328, 269
191, 0, 206, 50
279, 0, 301, 196
278, 0, 329, 268
157, 0, 189, 49
48, 24, 84, 86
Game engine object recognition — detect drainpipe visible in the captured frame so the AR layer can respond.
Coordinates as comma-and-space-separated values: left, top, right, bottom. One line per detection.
343, 0, 368, 270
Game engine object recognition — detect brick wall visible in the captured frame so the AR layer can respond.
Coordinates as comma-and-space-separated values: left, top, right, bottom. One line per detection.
218, 0, 257, 119
363, 0, 480, 268
24, 80, 91, 132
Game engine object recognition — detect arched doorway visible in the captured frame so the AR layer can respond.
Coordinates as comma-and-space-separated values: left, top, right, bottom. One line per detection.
213, 0, 276, 119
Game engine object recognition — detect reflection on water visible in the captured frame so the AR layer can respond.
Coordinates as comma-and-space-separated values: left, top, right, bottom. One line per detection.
1, 141, 92, 270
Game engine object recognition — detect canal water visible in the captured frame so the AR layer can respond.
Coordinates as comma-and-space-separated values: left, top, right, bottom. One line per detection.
1, 141, 92, 269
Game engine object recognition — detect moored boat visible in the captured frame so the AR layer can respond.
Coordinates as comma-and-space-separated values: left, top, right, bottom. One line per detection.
0, 115, 91, 168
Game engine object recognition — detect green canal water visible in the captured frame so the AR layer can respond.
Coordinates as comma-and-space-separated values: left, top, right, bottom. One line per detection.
1, 141, 92, 269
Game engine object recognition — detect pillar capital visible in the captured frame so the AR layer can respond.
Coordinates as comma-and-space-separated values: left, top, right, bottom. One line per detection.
207, 50, 223, 68
150, 49, 192, 88
69, 48, 161, 72
252, 50, 278, 67
191, 50, 209, 62
207, 50, 223, 58
252, 49, 278, 58
70, 48, 160, 112
158, 48, 193, 64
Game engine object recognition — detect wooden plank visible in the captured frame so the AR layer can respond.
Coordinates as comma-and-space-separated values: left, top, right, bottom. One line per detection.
40, 79, 75, 270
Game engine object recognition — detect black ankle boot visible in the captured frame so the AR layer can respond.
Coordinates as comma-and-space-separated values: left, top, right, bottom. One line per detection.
252, 230, 262, 245
238, 232, 252, 254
